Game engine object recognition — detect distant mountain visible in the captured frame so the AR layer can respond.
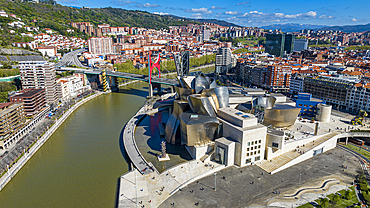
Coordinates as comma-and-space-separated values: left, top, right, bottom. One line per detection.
164, 14, 242, 27
191, 18, 242, 28
318, 23, 370, 33
262, 23, 327, 32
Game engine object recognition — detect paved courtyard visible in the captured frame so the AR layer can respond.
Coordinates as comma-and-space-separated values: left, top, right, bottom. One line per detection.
160, 147, 362, 208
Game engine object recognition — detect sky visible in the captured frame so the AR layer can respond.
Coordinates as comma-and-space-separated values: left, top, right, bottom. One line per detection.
57, 0, 370, 27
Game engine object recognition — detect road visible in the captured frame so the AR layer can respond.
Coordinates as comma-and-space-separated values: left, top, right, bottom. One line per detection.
56, 48, 86, 68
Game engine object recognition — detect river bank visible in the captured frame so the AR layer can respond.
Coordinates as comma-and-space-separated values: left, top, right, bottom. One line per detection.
0, 91, 103, 191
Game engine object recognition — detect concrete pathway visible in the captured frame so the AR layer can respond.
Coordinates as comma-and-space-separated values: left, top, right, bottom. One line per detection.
118, 160, 225, 207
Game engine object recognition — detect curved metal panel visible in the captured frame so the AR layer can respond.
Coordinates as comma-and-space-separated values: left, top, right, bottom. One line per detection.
214, 87, 229, 108
181, 76, 196, 89
209, 78, 217, 89
201, 88, 220, 110
174, 86, 194, 101
187, 94, 217, 117
263, 104, 300, 128
165, 101, 190, 144
179, 112, 219, 146
256, 96, 276, 109
194, 74, 210, 94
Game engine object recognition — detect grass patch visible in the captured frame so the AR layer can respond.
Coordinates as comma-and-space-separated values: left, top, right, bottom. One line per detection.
343, 144, 370, 160
298, 186, 359, 208
297, 203, 314, 208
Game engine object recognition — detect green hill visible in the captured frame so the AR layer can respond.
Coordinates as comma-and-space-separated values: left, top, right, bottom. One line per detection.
0, 0, 198, 46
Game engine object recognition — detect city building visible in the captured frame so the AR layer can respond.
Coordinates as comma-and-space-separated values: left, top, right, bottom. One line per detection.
9, 89, 46, 117
289, 74, 305, 95
56, 76, 85, 102
293, 39, 308, 52
303, 76, 358, 110
265, 33, 295, 57
18, 61, 59, 107
345, 83, 370, 113
0, 102, 26, 149
215, 47, 232, 74
88, 37, 113, 55
295, 93, 326, 117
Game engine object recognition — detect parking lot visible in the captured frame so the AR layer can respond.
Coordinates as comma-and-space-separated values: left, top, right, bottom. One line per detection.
160, 147, 362, 208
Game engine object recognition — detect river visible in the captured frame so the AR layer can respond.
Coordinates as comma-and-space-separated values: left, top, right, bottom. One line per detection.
0, 82, 148, 208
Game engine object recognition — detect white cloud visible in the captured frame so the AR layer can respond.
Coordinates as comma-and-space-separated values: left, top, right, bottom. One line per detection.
154, 12, 169, 15
190, 13, 204, 19
225, 11, 238, 15
319, 15, 335, 19
351, 18, 358, 22
210, 6, 225, 9
137, 3, 160, 8
185, 7, 213, 14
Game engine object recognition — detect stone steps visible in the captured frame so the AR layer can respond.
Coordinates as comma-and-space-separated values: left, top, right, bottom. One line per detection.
258, 132, 339, 173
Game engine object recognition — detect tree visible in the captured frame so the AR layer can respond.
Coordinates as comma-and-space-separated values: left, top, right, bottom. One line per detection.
318, 198, 329, 208
345, 190, 353, 200
332, 194, 341, 204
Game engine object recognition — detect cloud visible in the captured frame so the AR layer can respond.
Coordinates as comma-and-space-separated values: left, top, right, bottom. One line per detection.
136, 3, 160, 8
231, 10, 335, 26
351, 18, 357, 22
154, 12, 169, 15
236, 1, 250, 6
319, 15, 335, 19
111, 0, 137, 5
225, 11, 238, 15
185, 7, 213, 14
210, 6, 225, 9
190, 13, 204, 19
57, 0, 78, 3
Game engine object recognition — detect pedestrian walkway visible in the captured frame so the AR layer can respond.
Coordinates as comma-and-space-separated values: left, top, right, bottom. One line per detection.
118, 160, 225, 208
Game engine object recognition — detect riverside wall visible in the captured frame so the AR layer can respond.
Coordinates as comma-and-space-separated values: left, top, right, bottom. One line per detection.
0, 92, 103, 191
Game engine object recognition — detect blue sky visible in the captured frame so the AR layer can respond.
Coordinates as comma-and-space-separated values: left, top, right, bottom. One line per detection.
57, 0, 370, 27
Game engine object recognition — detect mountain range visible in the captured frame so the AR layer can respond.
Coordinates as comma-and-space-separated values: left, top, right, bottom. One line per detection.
262, 23, 370, 33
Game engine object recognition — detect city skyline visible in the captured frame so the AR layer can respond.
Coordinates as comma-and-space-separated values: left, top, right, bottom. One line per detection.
57, 0, 370, 27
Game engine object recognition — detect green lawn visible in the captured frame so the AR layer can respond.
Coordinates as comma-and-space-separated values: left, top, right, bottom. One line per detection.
297, 186, 359, 208
343, 144, 370, 160
239, 39, 257, 46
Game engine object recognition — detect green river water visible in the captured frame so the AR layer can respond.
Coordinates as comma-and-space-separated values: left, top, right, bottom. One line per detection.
0, 82, 148, 208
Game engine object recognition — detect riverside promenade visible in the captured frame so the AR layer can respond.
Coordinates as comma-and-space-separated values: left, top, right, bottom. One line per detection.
0, 91, 103, 191
118, 95, 226, 207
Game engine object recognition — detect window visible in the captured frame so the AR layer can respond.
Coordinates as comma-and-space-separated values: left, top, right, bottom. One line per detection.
251, 147, 253, 150
247, 142, 250, 146
255, 156, 260, 161
251, 152, 253, 156
304, 105, 308, 107
258, 150, 260, 154
259, 140, 261, 143
246, 159, 251, 164
254, 151, 257, 155
247, 153, 249, 156
272, 142, 279, 148
247, 148, 249, 151
251, 141, 254, 145
258, 145, 261, 149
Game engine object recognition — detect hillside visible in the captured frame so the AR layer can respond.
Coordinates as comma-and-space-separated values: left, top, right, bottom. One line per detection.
318, 23, 370, 33
0, 0, 199, 47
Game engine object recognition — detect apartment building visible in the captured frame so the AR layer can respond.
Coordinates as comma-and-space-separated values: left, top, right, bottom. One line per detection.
345, 83, 370, 113
9, 89, 46, 117
56, 76, 85, 102
18, 61, 58, 107
216, 47, 232, 74
303, 76, 357, 110
88, 37, 113, 55
0, 102, 26, 149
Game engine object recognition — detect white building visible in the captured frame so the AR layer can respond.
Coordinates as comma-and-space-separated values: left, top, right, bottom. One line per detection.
56, 76, 85, 102
216, 47, 232, 74
345, 83, 370, 113
36, 46, 57, 57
